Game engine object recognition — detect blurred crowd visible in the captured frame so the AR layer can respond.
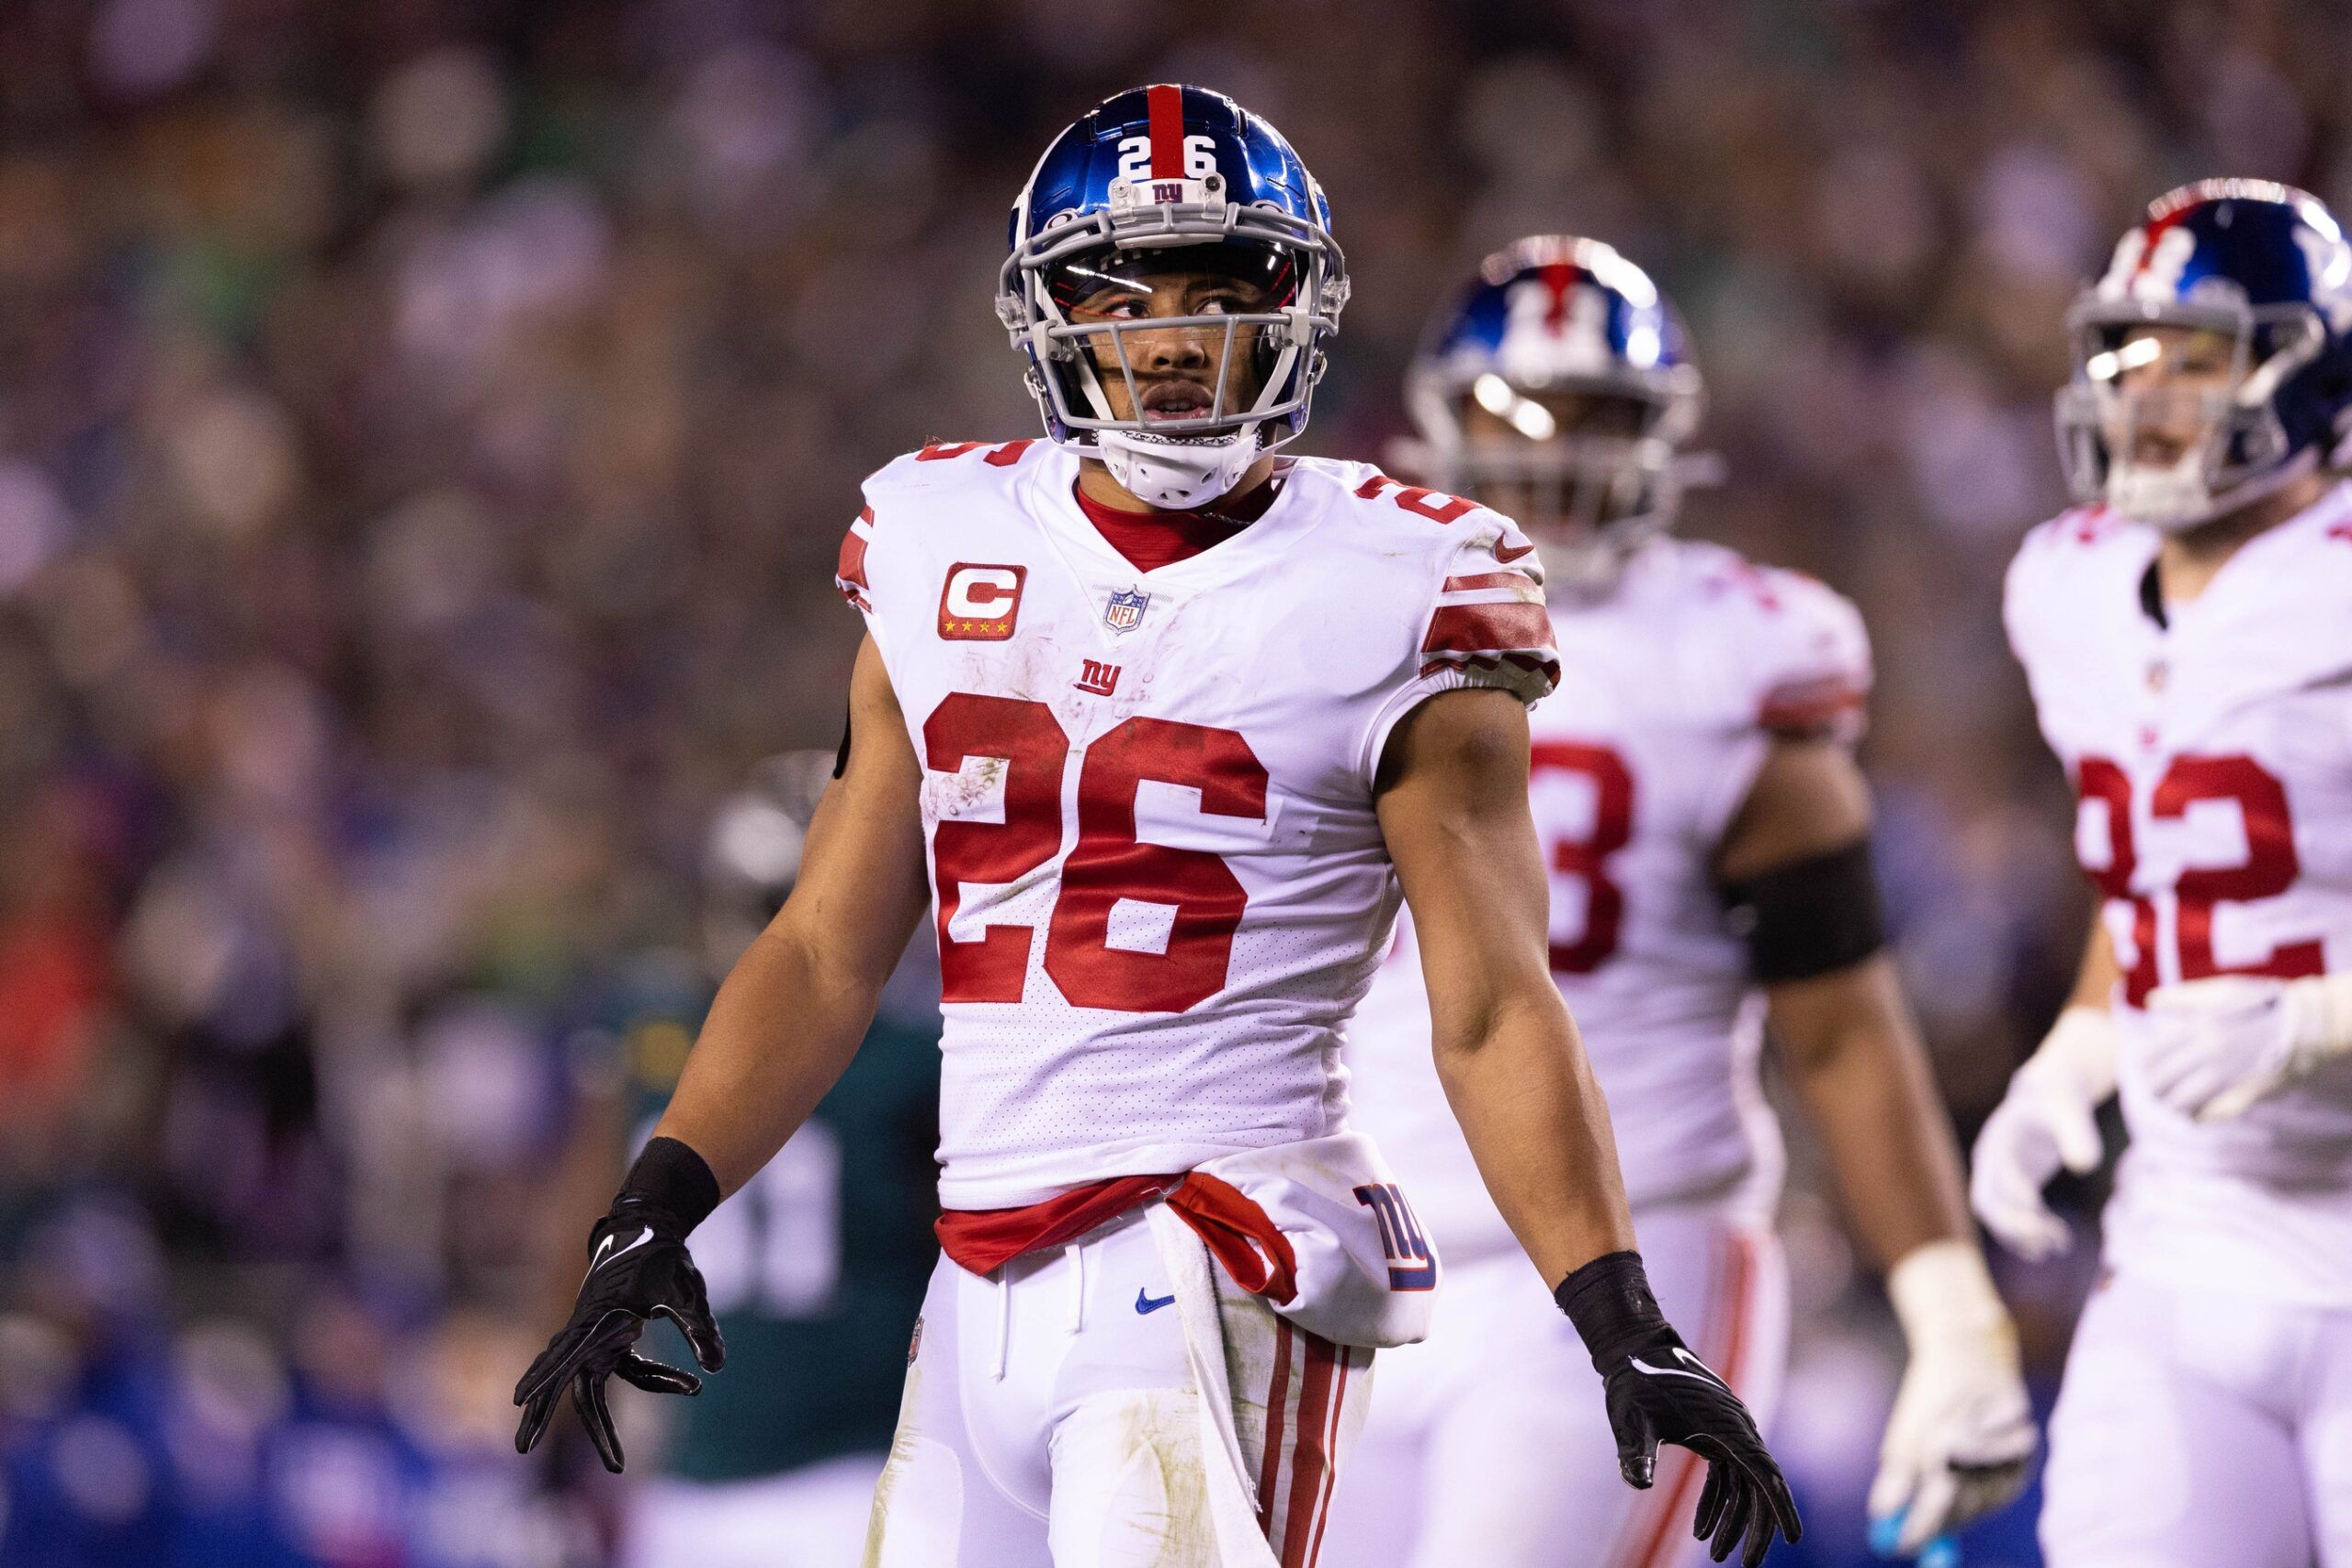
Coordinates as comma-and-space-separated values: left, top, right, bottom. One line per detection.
2, 0, 2344, 1563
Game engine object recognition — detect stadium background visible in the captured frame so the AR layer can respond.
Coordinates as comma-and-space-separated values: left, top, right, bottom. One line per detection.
0, 0, 2333, 1562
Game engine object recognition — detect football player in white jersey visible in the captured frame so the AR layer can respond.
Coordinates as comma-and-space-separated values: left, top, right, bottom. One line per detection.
509, 90, 1800, 1568
1322, 237, 2035, 1568
1976, 179, 2352, 1568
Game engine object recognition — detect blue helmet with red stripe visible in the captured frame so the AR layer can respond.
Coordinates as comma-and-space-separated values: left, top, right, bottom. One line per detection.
998, 85, 1348, 508
2057, 179, 2352, 530
1396, 236, 1708, 592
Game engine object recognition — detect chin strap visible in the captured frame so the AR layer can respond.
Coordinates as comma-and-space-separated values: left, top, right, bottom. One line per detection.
1098, 424, 1262, 510
2110, 443, 2317, 533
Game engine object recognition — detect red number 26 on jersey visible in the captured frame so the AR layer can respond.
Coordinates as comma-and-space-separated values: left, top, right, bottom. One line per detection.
924, 693, 1270, 1013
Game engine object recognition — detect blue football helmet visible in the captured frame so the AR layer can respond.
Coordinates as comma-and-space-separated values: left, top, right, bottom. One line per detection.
998, 85, 1348, 509
1396, 236, 1708, 592
2056, 179, 2352, 531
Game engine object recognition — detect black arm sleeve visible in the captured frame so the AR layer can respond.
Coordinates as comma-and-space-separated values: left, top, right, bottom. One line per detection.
1718, 837, 1885, 983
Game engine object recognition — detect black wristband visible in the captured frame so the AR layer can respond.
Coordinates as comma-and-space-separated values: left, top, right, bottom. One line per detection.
1554, 1249, 1673, 1370
616, 1136, 722, 1235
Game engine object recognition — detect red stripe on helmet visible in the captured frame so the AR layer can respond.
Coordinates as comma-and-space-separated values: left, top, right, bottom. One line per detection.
1541, 261, 1583, 331
1148, 84, 1185, 178
2133, 205, 2195, 278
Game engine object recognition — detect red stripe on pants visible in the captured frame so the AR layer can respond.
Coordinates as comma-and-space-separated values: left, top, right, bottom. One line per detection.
1302, 1348, 1357, 1568
1280, 1333, 1340, 1566
1257, 1317, 1295, 1539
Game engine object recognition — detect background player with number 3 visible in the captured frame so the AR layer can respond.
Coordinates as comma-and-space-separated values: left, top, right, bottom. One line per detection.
1977, 179, 2352, 1567
1323, 238, 2035, 1568
509, 87, 1799, 1568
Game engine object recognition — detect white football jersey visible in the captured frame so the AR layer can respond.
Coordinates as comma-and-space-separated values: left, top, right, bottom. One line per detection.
838, 440, 1557, 1211
2006, 487, 2352, 1304
1345, 537, 1872, 1258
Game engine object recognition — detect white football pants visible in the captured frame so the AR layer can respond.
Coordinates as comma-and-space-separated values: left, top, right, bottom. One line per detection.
2042, 1269, 2352, 1567
862, 1203, 1373, 1568
1318, 1203, 1788, 1568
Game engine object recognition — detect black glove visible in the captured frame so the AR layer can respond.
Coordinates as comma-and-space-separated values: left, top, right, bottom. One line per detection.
514, 1137, 728, 1473
1559, 1251, 1802, 1567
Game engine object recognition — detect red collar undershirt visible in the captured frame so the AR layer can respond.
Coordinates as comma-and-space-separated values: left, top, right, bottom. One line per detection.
1072, 477, 1279, 573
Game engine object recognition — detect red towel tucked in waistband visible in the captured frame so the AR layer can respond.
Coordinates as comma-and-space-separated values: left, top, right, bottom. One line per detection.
934, 1169, 1299, 1304
934, 1174, 1182, 1275
1163, 1169, 1300, 1305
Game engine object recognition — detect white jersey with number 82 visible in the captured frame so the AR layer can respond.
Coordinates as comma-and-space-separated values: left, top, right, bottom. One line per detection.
2007, 490, 2352, 1304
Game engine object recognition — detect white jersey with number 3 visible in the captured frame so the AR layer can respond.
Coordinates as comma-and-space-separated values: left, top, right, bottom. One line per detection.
2006, 489, 2352, 1305
1345, 537, 1872, 1258
838, 440, 1556, 1211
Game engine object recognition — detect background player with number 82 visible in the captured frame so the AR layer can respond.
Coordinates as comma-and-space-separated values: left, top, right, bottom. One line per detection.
1978, 178, 2352, 1568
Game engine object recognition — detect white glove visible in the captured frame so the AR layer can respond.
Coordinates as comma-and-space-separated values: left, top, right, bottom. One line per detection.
2143, 972, 2352, 1121
1968, 1006, 2115, 1260
1868, 1242, 2038, 1555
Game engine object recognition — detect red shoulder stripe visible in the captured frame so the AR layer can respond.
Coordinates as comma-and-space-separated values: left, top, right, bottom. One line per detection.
1422, 599, 1554, 656
834, 506, 874, 610
1758, 673, 1865, 738
1442, 570, 1539, 594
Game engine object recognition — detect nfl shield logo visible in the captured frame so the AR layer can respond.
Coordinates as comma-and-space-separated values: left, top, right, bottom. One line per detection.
1103, 587, 1149, 635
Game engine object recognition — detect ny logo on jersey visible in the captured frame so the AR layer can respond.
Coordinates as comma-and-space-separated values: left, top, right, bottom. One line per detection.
940, 563, 1026, 640
1104, 586, 1150, 635
1075, 659, 1121, 697
1352, 1182, 1438, 1292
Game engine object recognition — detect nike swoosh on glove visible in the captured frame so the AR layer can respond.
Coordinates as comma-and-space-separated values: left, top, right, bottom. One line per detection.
513, 1202, 725, 1473
1560, 1251, 1799, 1568
1603, 1331, 1803, 1567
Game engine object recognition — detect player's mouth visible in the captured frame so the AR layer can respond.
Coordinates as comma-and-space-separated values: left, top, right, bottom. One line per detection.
2127, 433, 2193, 465
1139, 379, 1219, 423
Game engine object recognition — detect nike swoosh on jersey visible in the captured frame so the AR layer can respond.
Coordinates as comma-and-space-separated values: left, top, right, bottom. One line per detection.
1135, 1287, 1176, 1315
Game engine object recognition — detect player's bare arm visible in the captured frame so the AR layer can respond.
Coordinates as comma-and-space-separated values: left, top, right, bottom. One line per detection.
2067, 911, 2121, 1010
1378, 685, 1801, 1567
1376, 685, 1633, 1280
1718, 738, 1966, 1268
1716, 736, 2034, 1550
512, 635, 929, 1471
